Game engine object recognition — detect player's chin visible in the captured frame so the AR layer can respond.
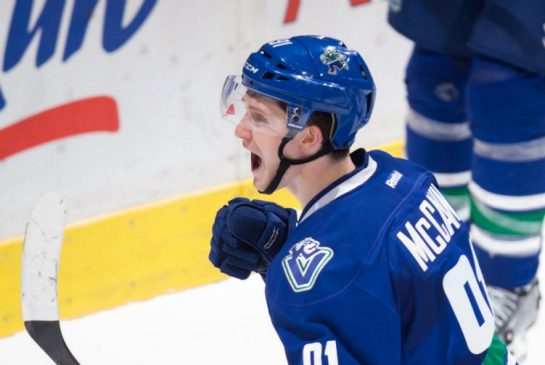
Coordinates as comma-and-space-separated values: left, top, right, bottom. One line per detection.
251, 168, 271, 192
251, 172, 267, 191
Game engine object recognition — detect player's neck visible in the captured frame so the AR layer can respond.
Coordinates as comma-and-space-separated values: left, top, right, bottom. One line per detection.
287, 155, 356, 208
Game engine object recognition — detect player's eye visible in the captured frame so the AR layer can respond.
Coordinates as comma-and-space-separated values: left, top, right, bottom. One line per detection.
250, 112, 268, 124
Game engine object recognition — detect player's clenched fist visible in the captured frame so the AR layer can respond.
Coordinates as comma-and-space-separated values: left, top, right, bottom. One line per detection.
209, 197, 297, 279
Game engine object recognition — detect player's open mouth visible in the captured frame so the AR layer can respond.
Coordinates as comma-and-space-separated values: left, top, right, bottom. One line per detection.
251, 153, 262, 171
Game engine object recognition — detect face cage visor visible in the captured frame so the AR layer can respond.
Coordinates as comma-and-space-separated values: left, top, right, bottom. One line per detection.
220, 75, 309, 139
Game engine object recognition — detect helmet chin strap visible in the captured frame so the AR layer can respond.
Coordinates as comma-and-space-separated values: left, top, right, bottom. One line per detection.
259, 137, 334, 195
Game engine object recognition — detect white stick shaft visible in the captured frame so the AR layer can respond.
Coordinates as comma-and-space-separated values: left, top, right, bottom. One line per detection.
21, 193, 67, 322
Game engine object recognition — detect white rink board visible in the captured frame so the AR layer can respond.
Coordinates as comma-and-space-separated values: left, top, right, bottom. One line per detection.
0, 1, 410, 240
1, 266, 544, 365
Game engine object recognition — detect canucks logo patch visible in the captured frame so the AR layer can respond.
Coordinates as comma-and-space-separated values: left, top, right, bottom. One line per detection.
282, 237, 334, 292
320, 46, 349, 75
389, 0, 402, 12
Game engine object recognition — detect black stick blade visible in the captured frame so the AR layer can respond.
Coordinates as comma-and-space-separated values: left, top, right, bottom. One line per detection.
24, 321, 80, 365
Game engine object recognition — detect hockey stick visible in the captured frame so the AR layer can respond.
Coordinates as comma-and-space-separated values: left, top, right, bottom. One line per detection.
21, 193, 80, 365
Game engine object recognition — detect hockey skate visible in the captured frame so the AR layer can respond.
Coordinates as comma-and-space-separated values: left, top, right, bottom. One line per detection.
487, 279, 541, 362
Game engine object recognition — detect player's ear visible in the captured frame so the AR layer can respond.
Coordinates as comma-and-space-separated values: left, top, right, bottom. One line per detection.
300, 124, 324, 152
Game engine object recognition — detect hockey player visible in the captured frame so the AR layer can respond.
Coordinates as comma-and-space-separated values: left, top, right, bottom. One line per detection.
388, 1, 544, 359
210, 35, 517, 364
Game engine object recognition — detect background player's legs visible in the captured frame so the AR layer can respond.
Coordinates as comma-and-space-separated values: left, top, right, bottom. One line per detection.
467, 56, 545, 355
404, 46, 473, 219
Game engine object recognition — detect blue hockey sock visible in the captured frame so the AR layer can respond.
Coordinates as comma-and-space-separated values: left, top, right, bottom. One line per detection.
404, 46, 473, 217
467, 56, 545, 289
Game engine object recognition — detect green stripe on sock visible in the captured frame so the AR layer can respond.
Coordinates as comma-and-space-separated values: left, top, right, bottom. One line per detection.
441, 186, 470, 212
483, 334, 508, 365
471, 198, 545, 236
441, 185, 469, 197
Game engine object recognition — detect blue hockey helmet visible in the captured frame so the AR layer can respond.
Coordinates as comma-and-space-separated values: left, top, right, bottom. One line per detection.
222, 35, 376, 150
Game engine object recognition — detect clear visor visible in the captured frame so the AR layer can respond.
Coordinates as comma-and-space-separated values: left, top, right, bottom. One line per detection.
220, 75, 289, 138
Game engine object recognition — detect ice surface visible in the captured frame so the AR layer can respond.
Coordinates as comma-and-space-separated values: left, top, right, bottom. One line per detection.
0, 267, 543, 364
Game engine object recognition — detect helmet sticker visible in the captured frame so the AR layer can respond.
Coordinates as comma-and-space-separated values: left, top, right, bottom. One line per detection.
268, 39, 293, 48
282, 237, 334, 292
319, 46, 349, 75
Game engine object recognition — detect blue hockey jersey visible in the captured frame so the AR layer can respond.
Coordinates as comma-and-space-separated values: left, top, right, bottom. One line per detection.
265, 150, 513, 365
388, 0, 545, 75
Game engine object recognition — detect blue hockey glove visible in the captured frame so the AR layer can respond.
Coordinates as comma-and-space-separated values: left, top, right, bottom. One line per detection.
209, 197, 297, 280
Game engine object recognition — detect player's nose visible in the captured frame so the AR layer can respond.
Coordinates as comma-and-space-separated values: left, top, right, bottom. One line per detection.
234, 118, 252, 140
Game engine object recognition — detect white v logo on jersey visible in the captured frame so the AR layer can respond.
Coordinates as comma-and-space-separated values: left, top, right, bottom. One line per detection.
282, 237, 333, 293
